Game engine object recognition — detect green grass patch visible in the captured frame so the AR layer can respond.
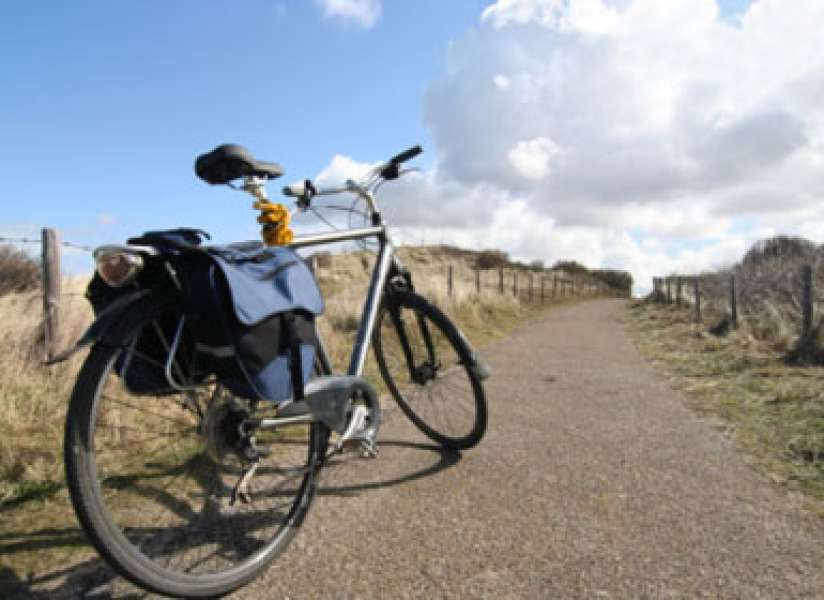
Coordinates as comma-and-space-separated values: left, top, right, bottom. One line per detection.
1, 480, 62, 511
626, 301, 824, 516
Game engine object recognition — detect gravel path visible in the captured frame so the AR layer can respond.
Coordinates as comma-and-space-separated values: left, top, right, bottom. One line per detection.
237, 299, 824, 599
19, 298, 824, 599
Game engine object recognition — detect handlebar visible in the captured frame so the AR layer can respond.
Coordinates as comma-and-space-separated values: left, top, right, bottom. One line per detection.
283, 144, 423, 205
388, 145, 422, 165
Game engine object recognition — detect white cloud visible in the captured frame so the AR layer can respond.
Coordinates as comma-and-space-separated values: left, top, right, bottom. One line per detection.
482, 0, 619, 35
314, 154, 375, 186
317, 0, 381, 28
411, 0, 824, 293
302, 1, 824, 294
508, 137, 560, 180
493, 74, 510, 90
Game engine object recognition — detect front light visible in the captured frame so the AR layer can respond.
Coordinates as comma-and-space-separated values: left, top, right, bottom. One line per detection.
94, 246, 144, 287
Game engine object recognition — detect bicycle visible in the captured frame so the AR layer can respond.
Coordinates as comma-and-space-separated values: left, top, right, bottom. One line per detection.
52, 144, 489, 598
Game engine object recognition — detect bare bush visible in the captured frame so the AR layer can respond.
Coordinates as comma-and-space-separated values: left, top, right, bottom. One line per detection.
677, 236, 824, 358
0, 245, 40, 296
476, 249, 509, 269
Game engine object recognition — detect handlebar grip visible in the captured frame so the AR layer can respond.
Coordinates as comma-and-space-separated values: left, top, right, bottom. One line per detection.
282, 183, 305, 197
283, 180, 317, 198
389, 145, 422, 165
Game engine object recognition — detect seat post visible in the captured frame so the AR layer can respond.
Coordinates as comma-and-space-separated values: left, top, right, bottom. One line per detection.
242, 175, 269, 202
243, 175, 295, 246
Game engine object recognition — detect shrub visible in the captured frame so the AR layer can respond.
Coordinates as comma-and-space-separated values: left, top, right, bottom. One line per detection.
476, 249, 509, 269
741, 236, 815, 271
0, 245, 40, 296
552, 260, 589, 275
591, 269, 633, 295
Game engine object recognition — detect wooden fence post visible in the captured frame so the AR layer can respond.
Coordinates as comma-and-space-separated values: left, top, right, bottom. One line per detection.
540, 277, 545, 302
499, 267, 504, 295
41, 227, 61, 361
447, 264, 454, 298
802, 264, 813, 338
552, 275, 558, 298
529, 273, 534, 302
693, 277, 701, 323
730, 275, 738, 329
475, 268, 480, 295
676, 277, 683, 306
513, 270, 518, 297
665, 278, 672, 304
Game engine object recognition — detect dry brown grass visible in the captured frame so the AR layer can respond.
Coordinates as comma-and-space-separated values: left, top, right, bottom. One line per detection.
0, 279, 90, 502
663, 236, 824, 356
626, 300, 824, 517
0, 245, 41, 297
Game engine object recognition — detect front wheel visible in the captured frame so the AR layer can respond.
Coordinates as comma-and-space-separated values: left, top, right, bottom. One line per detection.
64, 301, 328, 598
373, 290, 487, 450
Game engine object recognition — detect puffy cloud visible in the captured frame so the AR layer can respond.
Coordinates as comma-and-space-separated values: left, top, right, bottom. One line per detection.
417, 0, 824, 293
508, 137, 560, 180
482, 0, 620, 35
304, 1, 824, 293
317, 0, 381, 28
314, 154, 375, 186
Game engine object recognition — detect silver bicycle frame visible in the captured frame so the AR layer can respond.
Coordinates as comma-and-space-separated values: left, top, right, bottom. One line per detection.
288, 224, 396, 378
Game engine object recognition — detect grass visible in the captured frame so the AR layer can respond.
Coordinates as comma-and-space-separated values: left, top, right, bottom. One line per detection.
626, 300, 824, 516
0, 246, 615, 588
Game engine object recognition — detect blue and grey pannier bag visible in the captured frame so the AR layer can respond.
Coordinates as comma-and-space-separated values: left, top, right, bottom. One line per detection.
184, 243, 324, 406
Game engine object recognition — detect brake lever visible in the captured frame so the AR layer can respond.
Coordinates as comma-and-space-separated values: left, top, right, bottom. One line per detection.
294, 179, 317, 210
379, 163, 401, 180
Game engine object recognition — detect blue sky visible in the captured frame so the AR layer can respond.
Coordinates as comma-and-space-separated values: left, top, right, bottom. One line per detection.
0, 1, 486, 262
7, 0, 823, 296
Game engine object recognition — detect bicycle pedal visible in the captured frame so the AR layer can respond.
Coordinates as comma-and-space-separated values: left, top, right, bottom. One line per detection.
334, 404, 370, 452
230, 461, 259, 506
359, 439, 378, 458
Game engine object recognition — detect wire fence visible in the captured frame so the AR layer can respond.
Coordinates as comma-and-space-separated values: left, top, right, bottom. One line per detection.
0, 229, 94, 360
651, 267, 821, 355
2, 228, 627, 361
0, 235, 93, 252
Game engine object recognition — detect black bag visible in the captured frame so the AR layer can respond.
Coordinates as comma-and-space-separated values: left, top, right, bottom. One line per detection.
85, 229, 213, 395
86, 231, 324, 405
183, 243, 324, 404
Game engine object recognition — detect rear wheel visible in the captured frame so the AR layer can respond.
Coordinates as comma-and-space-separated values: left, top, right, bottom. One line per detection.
64, 302, 328, 598
373, 290, 487, 450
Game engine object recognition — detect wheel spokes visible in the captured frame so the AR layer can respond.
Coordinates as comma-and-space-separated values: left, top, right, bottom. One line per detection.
89, 350, 316, 577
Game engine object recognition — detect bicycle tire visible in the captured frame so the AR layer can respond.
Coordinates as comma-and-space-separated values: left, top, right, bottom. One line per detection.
373, 290, 487, 450
64, 300, 328, 598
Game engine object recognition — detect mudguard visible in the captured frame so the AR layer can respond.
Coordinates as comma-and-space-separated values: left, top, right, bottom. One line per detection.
44, 289, 151, 365
453, 327, 492, 381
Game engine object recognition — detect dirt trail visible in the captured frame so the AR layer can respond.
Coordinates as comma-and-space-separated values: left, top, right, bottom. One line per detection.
238, 299, 824, 598
19, 299, 824, 598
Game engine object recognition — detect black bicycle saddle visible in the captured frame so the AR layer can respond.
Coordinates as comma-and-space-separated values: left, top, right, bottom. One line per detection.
195, 144, 283, 185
